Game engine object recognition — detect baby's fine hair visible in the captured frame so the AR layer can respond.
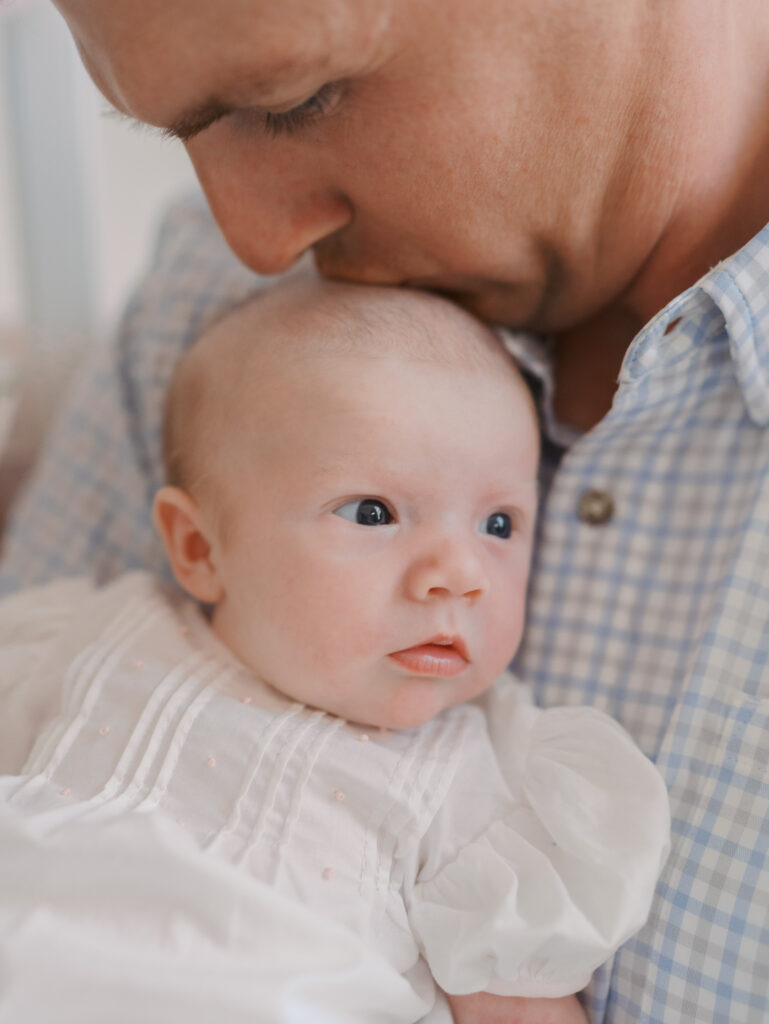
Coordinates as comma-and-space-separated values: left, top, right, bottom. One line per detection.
162, 275, 534, 499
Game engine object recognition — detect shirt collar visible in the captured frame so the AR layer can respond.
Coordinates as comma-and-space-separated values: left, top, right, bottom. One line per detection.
496, 220, 769, 441
495, 328, 582, 450
697, 222, 769, 426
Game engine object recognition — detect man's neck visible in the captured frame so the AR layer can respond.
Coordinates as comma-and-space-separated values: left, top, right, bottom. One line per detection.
551, 308, 640, 432
553, 0, 769, 432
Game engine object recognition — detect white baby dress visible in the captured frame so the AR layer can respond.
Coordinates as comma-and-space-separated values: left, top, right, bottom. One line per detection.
0, 573, 670, 1022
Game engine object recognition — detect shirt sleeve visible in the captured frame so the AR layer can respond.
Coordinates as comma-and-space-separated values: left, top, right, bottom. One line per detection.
0, 577, 95, 773
407, 678, 671, 998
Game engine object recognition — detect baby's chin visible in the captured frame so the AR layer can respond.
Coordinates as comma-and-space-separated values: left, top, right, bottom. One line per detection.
321, 689, 478, 733
294, 698, 431, 733
308, 666, 512, 731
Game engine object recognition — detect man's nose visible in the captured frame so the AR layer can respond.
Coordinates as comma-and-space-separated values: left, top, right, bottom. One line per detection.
187, 143, 353, 276
404, 538, 489, 604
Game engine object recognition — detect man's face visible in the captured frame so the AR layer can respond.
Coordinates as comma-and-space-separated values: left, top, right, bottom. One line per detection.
206, 340, 539, 731
56, 0, 667, 332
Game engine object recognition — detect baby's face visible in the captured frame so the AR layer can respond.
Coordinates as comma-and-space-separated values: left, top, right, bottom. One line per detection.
209, 346, 539, 730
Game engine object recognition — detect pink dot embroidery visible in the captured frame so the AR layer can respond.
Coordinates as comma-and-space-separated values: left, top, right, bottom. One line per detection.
358, 733, 370, 743
333, 789, 346, 802
241, 696, 252, 705
130, 659, 144, 670
322, 867, 334, 880
176, 818, 185, 827
98, 725, 111, 736
179, 625, 190, 636
207, 757, 217, 768
60, 788, 71, 798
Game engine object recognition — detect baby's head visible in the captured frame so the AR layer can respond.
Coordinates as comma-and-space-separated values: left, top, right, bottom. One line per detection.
154, 276, 539, 729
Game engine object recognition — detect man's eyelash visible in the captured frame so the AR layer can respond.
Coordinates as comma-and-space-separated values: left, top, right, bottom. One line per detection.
264, 83, 339, 138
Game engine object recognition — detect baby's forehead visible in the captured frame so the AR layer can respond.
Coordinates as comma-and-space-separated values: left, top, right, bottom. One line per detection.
165, 280, 538, 500
196, 278, 518, 386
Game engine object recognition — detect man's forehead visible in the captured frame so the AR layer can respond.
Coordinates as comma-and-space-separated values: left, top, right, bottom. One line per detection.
53, 0, 393, 125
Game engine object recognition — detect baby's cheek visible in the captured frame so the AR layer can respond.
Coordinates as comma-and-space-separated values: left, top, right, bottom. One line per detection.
319, 579, 388, 648
488, 594, 526, 668
300, 603, 381, 678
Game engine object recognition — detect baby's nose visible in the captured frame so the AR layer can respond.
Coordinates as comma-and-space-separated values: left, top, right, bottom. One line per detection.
405, 539, 488, 603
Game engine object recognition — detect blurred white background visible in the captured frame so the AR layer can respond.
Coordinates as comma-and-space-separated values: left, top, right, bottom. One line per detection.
0, 0, 197, 513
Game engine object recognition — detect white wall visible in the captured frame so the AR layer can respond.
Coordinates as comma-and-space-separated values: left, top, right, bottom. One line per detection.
0, 32, 22, 334
87, 68, 200, 333
0, 0, 198, 347
0, 0, 198, 494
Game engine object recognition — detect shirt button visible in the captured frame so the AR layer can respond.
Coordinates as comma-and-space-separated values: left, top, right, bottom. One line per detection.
578, 488, 615, 526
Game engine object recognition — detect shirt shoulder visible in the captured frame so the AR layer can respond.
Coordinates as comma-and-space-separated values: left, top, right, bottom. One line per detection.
0, 576, 97, 773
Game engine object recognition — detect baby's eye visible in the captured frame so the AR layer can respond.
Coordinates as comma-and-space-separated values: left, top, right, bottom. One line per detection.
482, 512, 513, 539
334, 499, 394, 526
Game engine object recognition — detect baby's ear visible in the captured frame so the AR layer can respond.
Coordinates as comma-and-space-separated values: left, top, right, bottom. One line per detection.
152, 486, 224, 604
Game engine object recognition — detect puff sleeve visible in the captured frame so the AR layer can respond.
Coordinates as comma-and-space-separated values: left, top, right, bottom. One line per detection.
407, 679, 670, 998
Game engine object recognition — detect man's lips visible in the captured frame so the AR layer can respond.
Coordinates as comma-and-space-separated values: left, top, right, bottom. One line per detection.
402, 275, 479, 294
388, 636, 469, 678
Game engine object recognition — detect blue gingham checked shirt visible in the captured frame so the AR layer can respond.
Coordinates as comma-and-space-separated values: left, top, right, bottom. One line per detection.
1, 195, 768, 1023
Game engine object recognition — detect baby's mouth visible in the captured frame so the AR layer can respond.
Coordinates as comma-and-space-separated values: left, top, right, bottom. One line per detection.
388, 636, 469, 678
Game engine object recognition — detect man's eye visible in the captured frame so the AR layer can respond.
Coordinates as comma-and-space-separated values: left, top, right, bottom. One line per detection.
334, 499, 394, 526
482, 512, 513, 539
264, 82, 339, 137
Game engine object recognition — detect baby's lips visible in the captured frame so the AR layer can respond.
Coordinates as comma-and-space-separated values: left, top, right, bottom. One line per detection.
428, 634, 469, 662
388, 636, 469, 678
